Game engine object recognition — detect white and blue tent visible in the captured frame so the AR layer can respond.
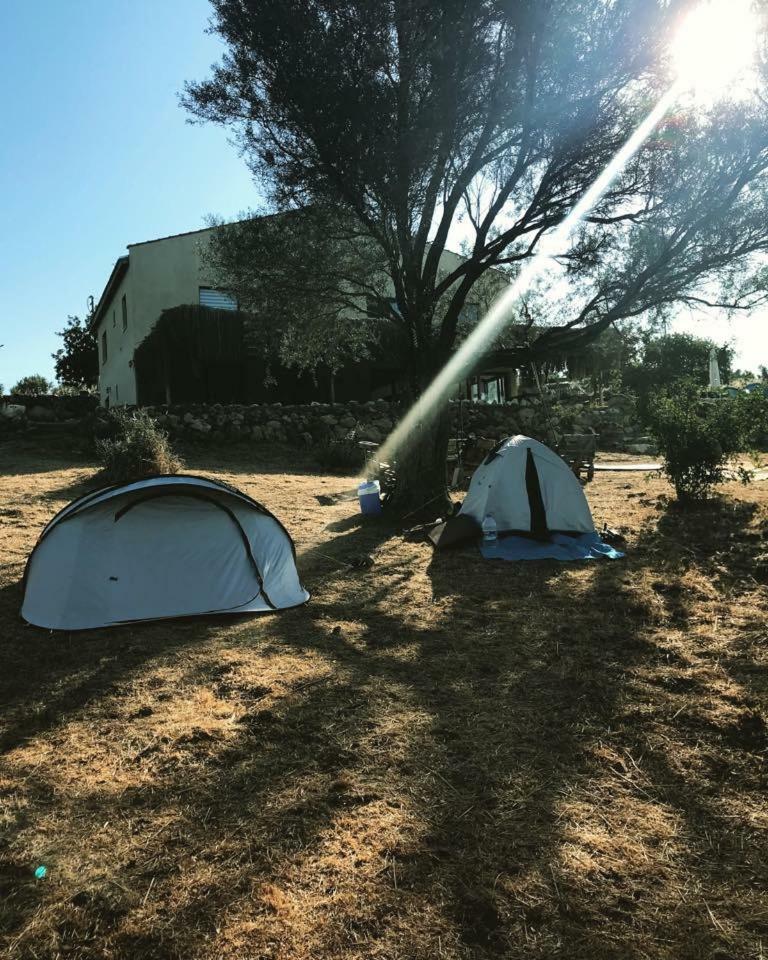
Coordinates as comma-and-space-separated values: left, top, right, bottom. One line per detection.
459, 435, 595, 536
21, 475, 309, 630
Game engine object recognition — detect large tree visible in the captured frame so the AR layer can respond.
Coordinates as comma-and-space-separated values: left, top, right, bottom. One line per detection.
185, 0, 768, 509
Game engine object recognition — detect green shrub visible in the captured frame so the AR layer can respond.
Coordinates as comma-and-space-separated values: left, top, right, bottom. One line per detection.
97, 409, 183, 483
646, 381, 766, 503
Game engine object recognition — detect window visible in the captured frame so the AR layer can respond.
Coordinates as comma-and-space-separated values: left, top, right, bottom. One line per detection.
112, 309, 116, 328
199, 287, 237, 311
101, 330, 107, 365
121, 294, 128, 331
115, 384, 119, 403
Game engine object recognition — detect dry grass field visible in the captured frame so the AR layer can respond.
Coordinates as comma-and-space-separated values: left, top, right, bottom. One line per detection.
1, 438, 768, 960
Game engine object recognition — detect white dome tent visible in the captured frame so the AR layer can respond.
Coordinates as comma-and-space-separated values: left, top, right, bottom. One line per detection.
21, 475, 309, 630
430, 435, 610, 556
460, 435, 595, 535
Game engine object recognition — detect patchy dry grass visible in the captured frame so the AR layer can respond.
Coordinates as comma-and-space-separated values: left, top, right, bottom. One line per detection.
1, 439, 768, 959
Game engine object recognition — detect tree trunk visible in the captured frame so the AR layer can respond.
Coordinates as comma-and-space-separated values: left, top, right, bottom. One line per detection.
384, 404, 453, 520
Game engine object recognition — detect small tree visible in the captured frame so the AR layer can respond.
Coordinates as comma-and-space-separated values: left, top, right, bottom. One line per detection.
647, 381, 767, 503
12, 375, 52, 396
53, 315, 99, 389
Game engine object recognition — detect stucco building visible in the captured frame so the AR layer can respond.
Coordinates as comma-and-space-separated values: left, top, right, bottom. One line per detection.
90, 226, 235, 406
90, 223, 514, 407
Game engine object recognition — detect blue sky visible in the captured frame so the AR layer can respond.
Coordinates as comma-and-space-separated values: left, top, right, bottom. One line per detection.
1, 0, 765, 390
0, 0, 259, 389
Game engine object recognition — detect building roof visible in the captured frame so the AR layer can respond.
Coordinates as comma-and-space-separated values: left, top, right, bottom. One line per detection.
126, 223, 220, 249
90, 256, 129, 332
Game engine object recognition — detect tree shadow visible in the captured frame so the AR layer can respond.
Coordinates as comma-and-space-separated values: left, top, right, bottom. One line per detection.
0, 579, 235, 754
3, 499, 767, 957
633, 497, 762, 624
3, 676, 381, 958
237, 534, 671, 954
0, 512, 398, 757
0, 436, 96, 476
178, 441, 350, 480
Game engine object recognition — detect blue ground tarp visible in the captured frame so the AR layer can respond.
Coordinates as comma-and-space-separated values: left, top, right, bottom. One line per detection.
480, 531, 624, 562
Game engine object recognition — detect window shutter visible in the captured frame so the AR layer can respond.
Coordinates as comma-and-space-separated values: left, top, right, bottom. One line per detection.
199, 288, 238, 311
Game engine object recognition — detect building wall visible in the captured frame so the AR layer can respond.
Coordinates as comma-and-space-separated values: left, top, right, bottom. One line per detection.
93, 225, 509, 407
95, 228, 217, 406
96, 270, 135, 407
127, 229, 216, 352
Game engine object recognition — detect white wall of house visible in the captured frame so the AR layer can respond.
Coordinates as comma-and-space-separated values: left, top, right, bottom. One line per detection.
97, 270, 135, 407
94, 227, 218, 406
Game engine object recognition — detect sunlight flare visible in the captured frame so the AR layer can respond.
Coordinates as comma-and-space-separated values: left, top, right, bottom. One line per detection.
673, 0, 758, 101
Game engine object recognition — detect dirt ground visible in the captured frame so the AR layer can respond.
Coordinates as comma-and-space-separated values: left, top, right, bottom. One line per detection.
1, 438, 767, 960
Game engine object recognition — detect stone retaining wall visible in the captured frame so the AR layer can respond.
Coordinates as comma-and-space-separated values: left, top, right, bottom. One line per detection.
141, 390, 649, 452
1, 391, 654, 454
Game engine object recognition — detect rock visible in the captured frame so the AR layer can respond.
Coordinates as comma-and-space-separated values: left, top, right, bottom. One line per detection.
251, 425, 265, 441
0, 403, 25, 420
188, 419, 211, 433
26, 405, 57, 422
183, 412, 196, 424
626, 443, 656, 455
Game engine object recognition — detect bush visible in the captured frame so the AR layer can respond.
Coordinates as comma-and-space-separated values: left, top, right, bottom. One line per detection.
97, 409, 183, 483
646, 381, 766, 503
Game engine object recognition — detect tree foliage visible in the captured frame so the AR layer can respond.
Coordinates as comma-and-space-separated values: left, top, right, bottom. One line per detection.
624, 331, 733, 414
52, 315, 99, 389
204, 208, 389, 374
647, 380, 768, 502
11, 374, 52, 396
184, 0, 768, 505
